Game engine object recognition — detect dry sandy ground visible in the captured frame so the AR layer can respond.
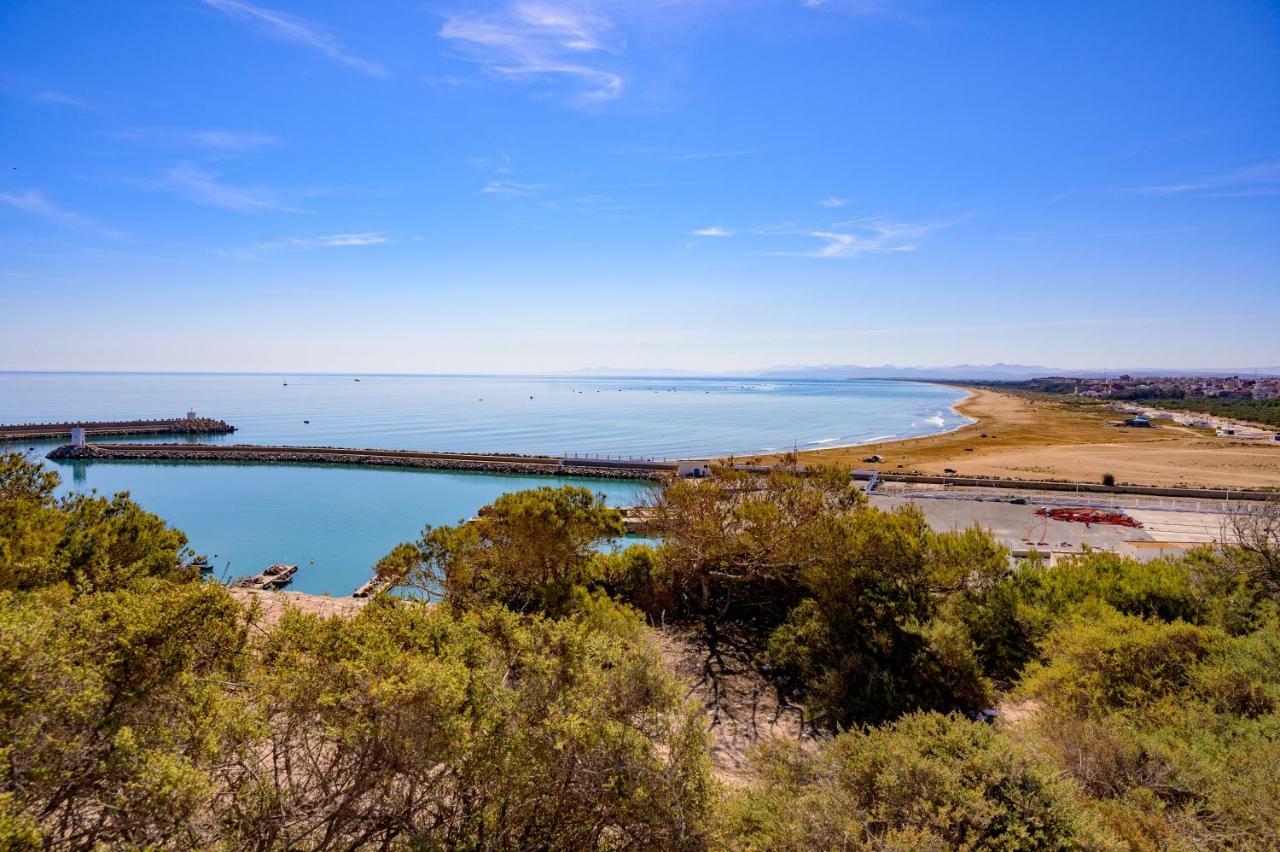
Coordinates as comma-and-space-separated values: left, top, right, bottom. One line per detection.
651, 624, 813, 784
228, 588, 367, 627
746, 388, 1280, 490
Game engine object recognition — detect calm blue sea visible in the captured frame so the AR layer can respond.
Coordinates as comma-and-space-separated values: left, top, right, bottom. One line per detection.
0, 372, 968, 594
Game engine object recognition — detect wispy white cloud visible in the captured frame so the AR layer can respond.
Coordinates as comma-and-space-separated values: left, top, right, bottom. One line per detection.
29, 90, 96, 111
561, 194, 635, 214
697, 213, 965, 258
201, 0, 388, 77
183, 129, 280, 151
669, 148, 761, 161
1125, 160, 1280, 198
801, 0, 915, 18
785, 216, 962, 258
615, 146, 761, 161
440, 2, 625, 103
226, 231, 390, 260
0, 190, 121, 237
111, 127, 281, 152
482, 179, 546, 197
818, 196, 848, 207
161, 163, 299, 213
0, 78, 99, 111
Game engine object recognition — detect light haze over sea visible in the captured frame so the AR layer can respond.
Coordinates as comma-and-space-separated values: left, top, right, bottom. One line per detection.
0, 372, 968, 594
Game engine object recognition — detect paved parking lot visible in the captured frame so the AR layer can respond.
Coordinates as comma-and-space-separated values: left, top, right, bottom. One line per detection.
867, 488, 1238, 563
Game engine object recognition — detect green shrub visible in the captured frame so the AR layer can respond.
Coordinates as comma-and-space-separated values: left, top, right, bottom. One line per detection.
944, 575, 1041, 687
378, 485, 625, 615
594, 542, 679, 614
644, 465, 863, 621
721, 712, 1108, 850
0, 451, 194, 593
1021, 609, 1219, 715
230, 598, 714, 849
1017, 552, 1205, 625
0, 581, 248, 847
765, 508, 1004, 728
1021, 619, 1280, 847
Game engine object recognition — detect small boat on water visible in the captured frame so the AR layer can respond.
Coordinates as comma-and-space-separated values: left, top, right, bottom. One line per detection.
617, 506, 656, 534
191, 555, 212, 572
353, 575, 393, 598
231, 563, 298, 591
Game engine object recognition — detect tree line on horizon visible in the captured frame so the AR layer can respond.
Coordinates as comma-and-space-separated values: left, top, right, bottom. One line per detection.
976, 379, 1280, 429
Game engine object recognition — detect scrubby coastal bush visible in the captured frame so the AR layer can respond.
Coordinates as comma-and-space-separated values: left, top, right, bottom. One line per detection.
4, 449, 1280, 848
375, 485, 626, 615
0, 455, 711, 848
721, 712, 1106, 851
218, 600, 712, 849
625, 466, 1010, 728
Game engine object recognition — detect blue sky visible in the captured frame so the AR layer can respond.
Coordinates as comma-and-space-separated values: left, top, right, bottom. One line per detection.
1, 0, 1278, 373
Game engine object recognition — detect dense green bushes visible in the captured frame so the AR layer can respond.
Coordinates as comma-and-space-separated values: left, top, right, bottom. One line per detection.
763, 506, 997, 727
0, 451, 195, 592
220, 599, 712, 848
722, 713, 1106, 851
1148, 397, 1280, 429
0, 456, 712, 848
379, 485, 626, 615
632, 468, 1013, 727
1, 580, 248, 847
5, 449, 1280, 848
1015, 609, 1280, 847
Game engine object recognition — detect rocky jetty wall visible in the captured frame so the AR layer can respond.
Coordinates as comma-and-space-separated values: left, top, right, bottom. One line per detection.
1, 418, 236, 440
46, 443, 668, 481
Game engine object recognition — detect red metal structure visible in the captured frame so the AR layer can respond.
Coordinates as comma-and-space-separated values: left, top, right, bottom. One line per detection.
1033, 507, 1143, 528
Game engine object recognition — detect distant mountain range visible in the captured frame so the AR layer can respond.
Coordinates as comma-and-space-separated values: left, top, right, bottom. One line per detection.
757, 363, 1059, 381
572, 364, 1280, 381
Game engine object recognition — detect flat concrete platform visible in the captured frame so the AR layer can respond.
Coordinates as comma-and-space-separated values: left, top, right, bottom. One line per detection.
1125, 509, 1227, 544
868, 494, 1153, 560
868, 479, 1249, 561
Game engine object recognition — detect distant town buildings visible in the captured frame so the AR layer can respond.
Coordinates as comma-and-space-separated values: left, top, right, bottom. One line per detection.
1043, 375, 1280, 400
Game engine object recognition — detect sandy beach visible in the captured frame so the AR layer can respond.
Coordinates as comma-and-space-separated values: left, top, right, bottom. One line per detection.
745, 387, 1280, 490
229, 588, 368, 626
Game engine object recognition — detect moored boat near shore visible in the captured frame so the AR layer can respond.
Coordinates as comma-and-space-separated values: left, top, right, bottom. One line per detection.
232, 563, 298, 591
353, 574, 394, 598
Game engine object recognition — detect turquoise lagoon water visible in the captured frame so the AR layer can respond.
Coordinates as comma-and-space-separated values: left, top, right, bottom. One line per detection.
0, 373, 969, 594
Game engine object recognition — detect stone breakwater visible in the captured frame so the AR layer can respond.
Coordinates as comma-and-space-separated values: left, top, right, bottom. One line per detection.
46, 443, 669, 482
1, 417, 236, 441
